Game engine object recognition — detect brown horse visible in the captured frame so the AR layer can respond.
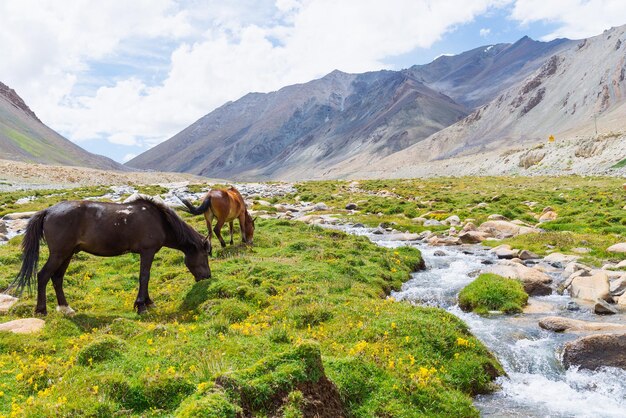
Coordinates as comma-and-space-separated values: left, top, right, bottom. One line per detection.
7, 197, 211, 315
177, 187, 254, 256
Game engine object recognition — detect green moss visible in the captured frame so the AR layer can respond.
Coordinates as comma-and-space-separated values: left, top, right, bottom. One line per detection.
459, 274, 528, 314
175, 391, 241, 417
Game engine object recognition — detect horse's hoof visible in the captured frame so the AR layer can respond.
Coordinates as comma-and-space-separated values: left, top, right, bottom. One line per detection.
34, 309, 47, 316
146, 303, 156, 310
56, 305, 76, 316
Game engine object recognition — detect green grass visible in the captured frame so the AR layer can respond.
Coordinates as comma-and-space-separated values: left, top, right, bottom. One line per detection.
0, 197, 501, 417
458, 274, 529, 314
611, 158, 626, 169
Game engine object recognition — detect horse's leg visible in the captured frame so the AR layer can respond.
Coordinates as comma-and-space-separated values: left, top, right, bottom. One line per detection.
204, 211, 214, 256
35, 255, 66, 315
229, 221, 234, 245
238, 212, 247, 244
134, 250, 155, 314
51, 256, 75, 315
213, 219, 227, 248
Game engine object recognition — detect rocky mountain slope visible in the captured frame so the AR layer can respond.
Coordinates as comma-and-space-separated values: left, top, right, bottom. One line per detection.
358, 25, 626, 179
406, 36, 573, 107
127, 70, 468, 180
0, 82, 123, 170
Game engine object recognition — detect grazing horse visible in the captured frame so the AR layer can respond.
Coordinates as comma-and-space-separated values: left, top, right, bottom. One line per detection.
7, 197, 211, 315
177, 187, 255, 256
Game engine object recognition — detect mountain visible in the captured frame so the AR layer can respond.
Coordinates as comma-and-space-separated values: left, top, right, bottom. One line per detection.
0, 82, 123, 170
127, 70, 468, 180
360, 25, 626, 179
406, 36, 573, 107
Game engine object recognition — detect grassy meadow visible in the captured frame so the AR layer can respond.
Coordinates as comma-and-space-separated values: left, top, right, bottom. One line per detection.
1, 175, 626, 417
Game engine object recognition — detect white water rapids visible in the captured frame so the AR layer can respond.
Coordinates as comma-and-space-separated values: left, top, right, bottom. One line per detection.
336, 225, 626, 417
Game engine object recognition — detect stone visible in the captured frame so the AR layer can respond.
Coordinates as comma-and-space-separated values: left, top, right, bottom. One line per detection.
561, 262, 591, 279
539, 316, 626, 332
571, 247, 591, 254
523, 299, 555, 314
462, 222, 477, 232
313, 202, 329, 211
345, 203, 358, 210
615, 260, 626, 269
594, 299, 618, 315
2, 211, 37, 220
518, 250, 540, 260
295, 215, 324, 225
0, 318, 45, 334
490, 244, 518, 259
458, 231, 488, 244
423, 219, 442, 227
353, 223, 365, 228
607, 243, 626, 253
566, 301, 580, 311
610, 276, 626, 296
543, 252, 579, 267
445, 215, 461, 225
562, 333, 626, 370
0, 220, 6, 234
570, 272, 611, 302
433, 250, 446, 257
477, 220, 538, 239
369, 233, 420, 242
538, 211, 558, 222
487, 214, 509, 221
485, 261, 552, 296
0, 294, 19, 313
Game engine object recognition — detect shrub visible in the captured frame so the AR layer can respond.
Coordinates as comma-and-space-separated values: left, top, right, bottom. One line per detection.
77, 335, 126, 365
458, 273, 528, 314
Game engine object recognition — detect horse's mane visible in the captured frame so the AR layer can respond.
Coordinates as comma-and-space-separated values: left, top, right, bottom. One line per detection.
134, 196, 203, 248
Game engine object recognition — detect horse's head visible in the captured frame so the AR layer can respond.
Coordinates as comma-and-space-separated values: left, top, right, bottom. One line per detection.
184, 238, 211, 282
244, 211, 256, 245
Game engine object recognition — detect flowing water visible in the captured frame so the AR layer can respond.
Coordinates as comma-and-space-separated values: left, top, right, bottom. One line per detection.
335, 225, 626, 417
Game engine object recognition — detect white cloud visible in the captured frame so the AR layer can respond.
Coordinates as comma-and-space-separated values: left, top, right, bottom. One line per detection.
480, 28, 491, 37
510, 0, 626, 40
3, 0, 622, 160
1, 0, 511, 154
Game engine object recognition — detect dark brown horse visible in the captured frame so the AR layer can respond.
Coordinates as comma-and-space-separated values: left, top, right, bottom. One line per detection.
177, 187, 254, 256
7, 197, 211, 315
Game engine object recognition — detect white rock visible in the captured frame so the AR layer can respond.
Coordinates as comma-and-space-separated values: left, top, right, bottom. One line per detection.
0, 318, 45, 334
570, 272, 611, 302
607, 243, 626, 253
0, 294, 18, 314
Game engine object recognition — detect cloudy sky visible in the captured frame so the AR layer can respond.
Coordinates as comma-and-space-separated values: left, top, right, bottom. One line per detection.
1, 0, 625, 163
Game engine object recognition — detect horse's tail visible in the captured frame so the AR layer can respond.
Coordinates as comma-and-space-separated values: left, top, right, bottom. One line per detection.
7, 210, 46, 296
176, 194, 211, 216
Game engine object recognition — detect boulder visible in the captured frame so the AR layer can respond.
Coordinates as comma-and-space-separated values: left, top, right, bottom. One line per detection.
610, 276, 626, 296
314, 202, 329, 211
594, 299, 618, 315
490, 244, 519, 259
0, 318, 45, 334
2, 211, 37, 220
433, 250, 446, 257
477, 220, 537, 239
607, 243, 626, 253
538, 211, 558, 222
539, 316, 626, 332
423, 219, 442, 227
518, 250, 540, 260
0, 220, 6, 234
485, 261, 552, 296
296, 215, 324, 225
345, 203, 358, 210
562, 333, 626, 370
523, 299, 555, 314
615, 260, 626, 269
543, 252, 579, 267
0, 294, 19, 313
445, 215, 460, 226
561, 262, 591, 279
370, 233, 420, 242
487, 214, 509, 221
458, 231, 489, 244
570, 272, 611, 302
462, 222, 477, 232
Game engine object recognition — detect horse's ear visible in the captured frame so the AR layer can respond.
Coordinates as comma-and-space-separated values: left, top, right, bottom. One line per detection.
202, 237, 211, 253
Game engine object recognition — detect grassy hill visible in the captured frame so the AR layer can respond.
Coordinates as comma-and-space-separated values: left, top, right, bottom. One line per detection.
0, 185, 501, 417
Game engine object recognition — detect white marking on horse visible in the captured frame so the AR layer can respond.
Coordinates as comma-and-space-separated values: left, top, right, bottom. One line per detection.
56, 305, 76, 316
117, 209, 132, 215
